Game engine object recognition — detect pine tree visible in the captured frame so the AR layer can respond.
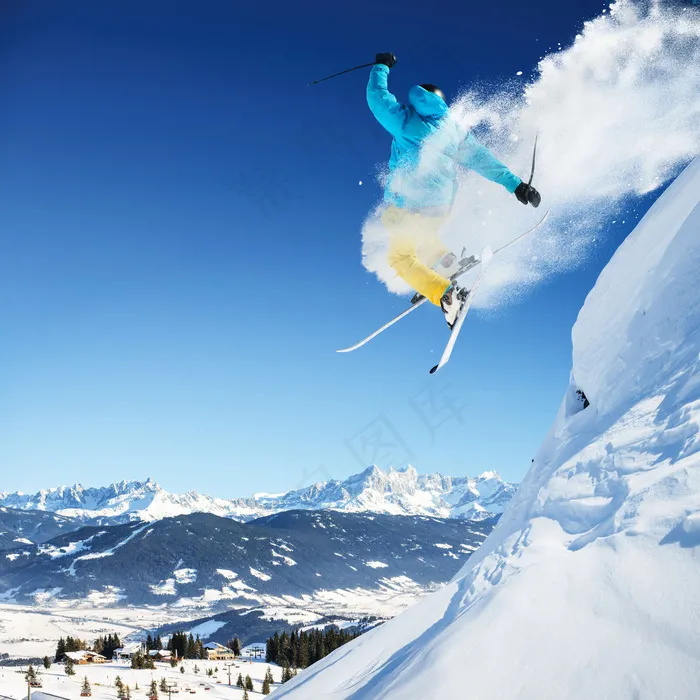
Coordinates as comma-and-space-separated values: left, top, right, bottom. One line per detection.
148, 679, 158, 699
236, 673, 244, 688
193, 663, 200, 675
81, 676, 91, 695
160, 677, 169, 692
43, 655, 51, 670
299, 634, 309, 668
231, 637, 241, 656
97, 632, 121, 661
169, 630, 187, 659
262, 677, 271, 694
186, 634, 196, 659
245, 674, 254, 691
290, 631, 298, 669
55, 637, 66, 662
25, 664, 37, 683
65, 635, 84, 653
117, 687, 126, 700
65, 657, 76, 676
115, 675, 124, 690
125, 686, 132, 700
194, 636, 204, 660
170, 656, 178, 668
242, 690, 249, 700
180, 665, 185, 674
265, 667, 275, 685
268, 632, 280, 664
278, 631, 291, 668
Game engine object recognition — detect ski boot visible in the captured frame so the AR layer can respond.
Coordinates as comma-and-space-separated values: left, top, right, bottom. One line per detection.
440, 284, 469, 330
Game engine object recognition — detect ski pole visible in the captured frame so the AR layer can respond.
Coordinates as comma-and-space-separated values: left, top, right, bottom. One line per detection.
308, 62, 376, 86
527, 133, 538, 186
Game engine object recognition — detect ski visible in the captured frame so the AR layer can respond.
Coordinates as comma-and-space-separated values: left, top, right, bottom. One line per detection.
429, 248, 492, 374
336, 210, 550, 354
335, 257, 479, 354
336, 295, 430, 353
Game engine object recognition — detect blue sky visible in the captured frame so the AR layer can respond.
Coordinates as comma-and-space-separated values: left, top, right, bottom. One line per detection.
0, 0, 658, 497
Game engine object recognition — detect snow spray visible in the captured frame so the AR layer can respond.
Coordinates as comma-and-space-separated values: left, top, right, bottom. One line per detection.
361, 0, 700, 308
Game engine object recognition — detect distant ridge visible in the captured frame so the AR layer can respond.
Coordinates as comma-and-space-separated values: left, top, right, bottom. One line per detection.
0, 466, 517, 525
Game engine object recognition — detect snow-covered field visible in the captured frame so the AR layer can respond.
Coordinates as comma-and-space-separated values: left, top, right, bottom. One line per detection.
0, 587, 404, 663
0, 658, 281, 699
0, 605, 160, 660
272, 161, 700, 695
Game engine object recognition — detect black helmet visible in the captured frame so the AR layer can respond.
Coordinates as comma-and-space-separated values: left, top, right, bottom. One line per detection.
420, 84, 446, 101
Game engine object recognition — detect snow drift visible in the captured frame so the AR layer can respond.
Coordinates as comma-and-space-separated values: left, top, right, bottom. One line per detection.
362, 0, 700, 309
274, 157, 700, 699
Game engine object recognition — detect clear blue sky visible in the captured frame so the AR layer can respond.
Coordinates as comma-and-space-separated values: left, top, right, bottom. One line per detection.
0, 0, 657, 497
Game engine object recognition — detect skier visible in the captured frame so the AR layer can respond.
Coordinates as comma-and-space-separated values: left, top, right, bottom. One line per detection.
367, 53, 541, 328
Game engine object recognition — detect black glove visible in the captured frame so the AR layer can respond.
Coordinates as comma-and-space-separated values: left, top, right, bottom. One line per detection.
514, 182, 541, 208
375, 53, 397, 69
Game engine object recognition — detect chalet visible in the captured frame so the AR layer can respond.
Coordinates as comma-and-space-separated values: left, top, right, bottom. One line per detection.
113, 642, 145, 660
204, 642, 236, 660
65, 650, 106, 664
149, 649, 173, 661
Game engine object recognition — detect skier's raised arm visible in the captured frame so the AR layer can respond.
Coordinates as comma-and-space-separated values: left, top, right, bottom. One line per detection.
366, 53, 408, 137
457, 132, 522, 193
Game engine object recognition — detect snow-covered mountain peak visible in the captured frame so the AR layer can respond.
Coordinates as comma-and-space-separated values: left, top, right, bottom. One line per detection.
245, 465, 515, 521
275, 159, 700, 699
0, 479, 154, 512
0, 466, 516, 525
476, 470, 499, 480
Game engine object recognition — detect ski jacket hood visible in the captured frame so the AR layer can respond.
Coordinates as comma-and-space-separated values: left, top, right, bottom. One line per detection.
407, 85, 448, 120
366, 65, 521, 210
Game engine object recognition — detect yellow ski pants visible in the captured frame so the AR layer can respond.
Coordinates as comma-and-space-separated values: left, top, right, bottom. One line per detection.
382, 205, 451, 307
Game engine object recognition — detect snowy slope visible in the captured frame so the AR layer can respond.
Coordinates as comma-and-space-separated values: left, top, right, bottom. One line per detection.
273, 159, 700, 699
0, 508, 79, 550
0, 467, 515, 524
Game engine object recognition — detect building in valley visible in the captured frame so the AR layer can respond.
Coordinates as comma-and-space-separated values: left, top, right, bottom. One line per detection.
204, 642, 236, 660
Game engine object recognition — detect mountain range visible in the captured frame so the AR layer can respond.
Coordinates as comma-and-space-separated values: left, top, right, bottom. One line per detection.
0, 509, 495, 642
0, 466, 514, 642
0, 466, 516, 531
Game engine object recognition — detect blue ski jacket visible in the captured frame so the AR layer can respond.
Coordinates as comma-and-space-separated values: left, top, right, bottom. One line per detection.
367, 64, 522, 210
